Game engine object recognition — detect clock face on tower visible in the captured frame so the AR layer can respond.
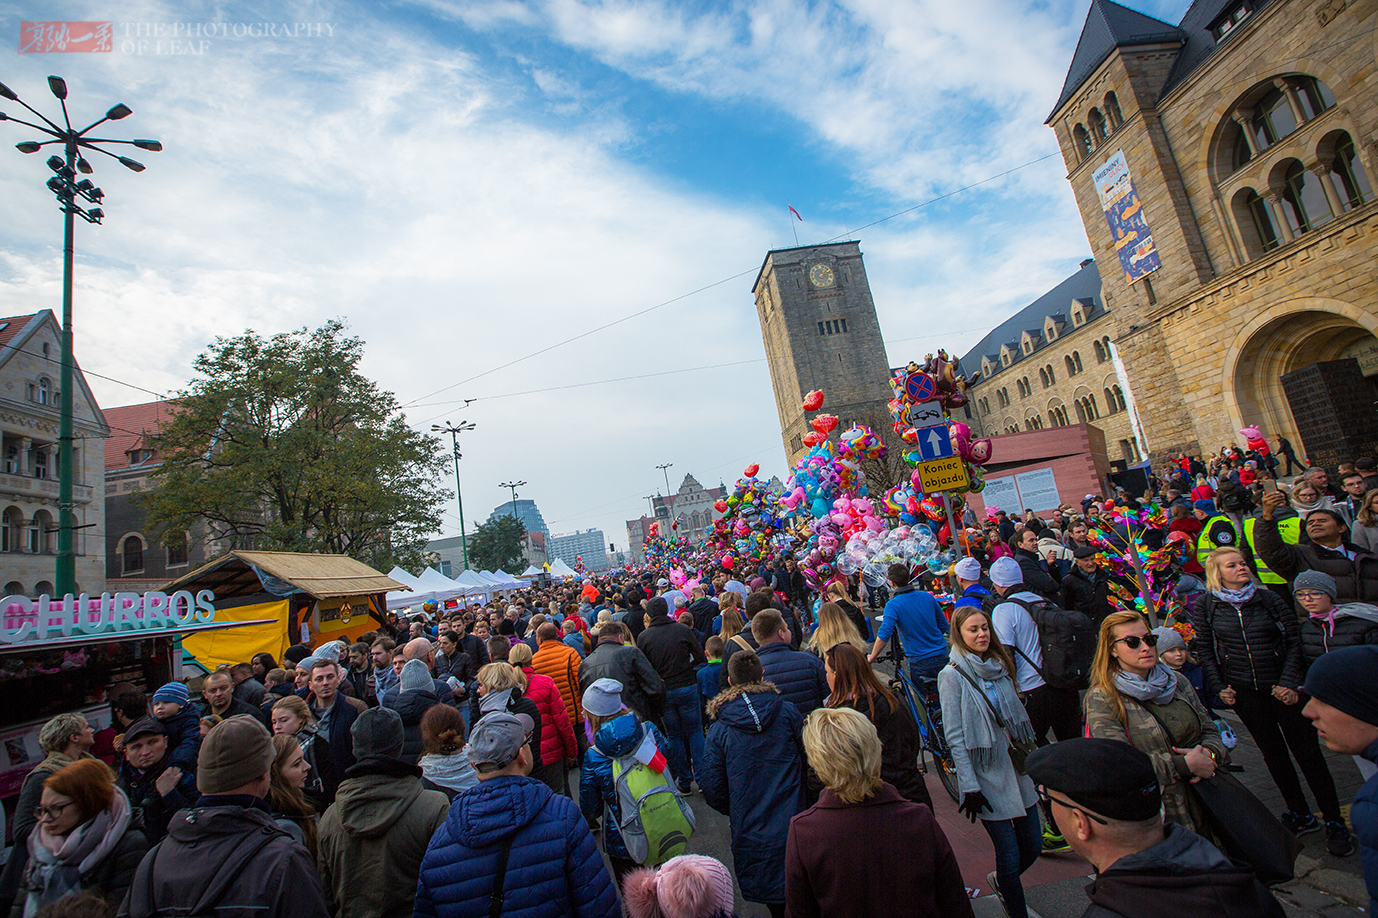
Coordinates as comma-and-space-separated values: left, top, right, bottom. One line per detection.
809, 263, 835, 288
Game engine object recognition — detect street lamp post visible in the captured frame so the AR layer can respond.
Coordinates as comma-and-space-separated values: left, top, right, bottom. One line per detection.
1, 75, 160, 595
656, 462, 673, 497
432, 421, 476, 571
499, 480, 527, 526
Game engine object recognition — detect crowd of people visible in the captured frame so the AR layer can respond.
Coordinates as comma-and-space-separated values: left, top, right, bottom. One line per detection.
2, 453, 1378, 918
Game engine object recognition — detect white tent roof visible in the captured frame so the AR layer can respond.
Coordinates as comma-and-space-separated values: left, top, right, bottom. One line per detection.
415, 567, 473, 600
385, 566, 430, 610
387, 566, 426, 590
548, 558, 578, 578
518, 565, 543, 577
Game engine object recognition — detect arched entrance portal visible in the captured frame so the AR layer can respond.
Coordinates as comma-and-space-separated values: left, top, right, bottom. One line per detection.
1225, 301, 1378, 448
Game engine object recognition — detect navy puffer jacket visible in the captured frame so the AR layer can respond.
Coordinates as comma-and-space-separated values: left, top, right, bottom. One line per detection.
701, 683, 805, 905
755, 642, 829, 716
579, 713, 671, 861
415, 776, 619, 918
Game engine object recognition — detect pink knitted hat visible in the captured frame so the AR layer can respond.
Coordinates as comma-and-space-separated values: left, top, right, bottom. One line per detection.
623, 855, 736, 918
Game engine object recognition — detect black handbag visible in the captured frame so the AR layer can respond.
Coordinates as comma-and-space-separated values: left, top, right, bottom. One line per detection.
1191, 770, 1300, 885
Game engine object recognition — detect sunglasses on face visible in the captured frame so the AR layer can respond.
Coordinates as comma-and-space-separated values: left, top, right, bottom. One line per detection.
1113, 633, 1158, 650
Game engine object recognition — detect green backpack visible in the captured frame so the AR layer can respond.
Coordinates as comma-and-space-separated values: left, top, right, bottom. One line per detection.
609, 733, 696, 866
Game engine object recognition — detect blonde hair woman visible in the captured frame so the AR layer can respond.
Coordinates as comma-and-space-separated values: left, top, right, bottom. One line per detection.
1351, 489, 1378, 553
270, 694, 335, 807
1192, 547, 1348, 846
1084, 610, 1224, 833
806, 602, 867, 657
937, 605, 1039, 918
788, 708, 970, 918
821, 581, 870, 640
475, 663, 545, 783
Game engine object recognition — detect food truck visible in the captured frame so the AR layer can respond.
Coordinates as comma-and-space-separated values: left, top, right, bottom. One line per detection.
162, 550, 404, 671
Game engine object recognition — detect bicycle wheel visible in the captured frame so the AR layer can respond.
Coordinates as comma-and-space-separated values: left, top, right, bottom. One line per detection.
914, 686, 959, 799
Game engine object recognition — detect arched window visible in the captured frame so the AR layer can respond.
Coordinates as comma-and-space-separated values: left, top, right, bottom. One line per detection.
34, 581, 54, 598
1045, 364, 1056, 385
1074, 400, 1087, 423
32, 510, 53, 555
1231, 125, 1253, 171
1330, 133, 1374, 210
1104, 92, 1123, 128
166, 532, 189, 567
1064, 355, 1078, 377
1, 507, 21, 553
1281, 159, 1332, 234
1073, 125, 1092, 157
1250, 85, 1298, 152
121, 535, 144, 574
1093, 340, 1106, 363
37, 378, 49, 406
1038, 367, 1049, 388
1103, 388, 1119, 414
1088, 109, 1107, 144
1111, 385, 1127, 411
3, 581, 21, 596
1072, 351, 1083, 372
1238, 188, 1280, 253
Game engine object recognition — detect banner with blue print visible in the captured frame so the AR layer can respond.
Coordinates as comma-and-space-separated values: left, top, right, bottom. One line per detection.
1093, 150, 1161, 285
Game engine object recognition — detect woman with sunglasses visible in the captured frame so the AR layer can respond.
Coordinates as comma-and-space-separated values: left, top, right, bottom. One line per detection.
1192, 547, 1352, 854
13, 759, 147, 917
1085, 610, 1226, 834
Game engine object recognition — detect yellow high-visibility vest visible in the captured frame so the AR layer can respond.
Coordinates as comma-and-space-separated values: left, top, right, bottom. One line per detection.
1243, 516, 1302, 584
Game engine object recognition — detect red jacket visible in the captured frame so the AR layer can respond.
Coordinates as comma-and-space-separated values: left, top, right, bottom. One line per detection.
520, 666, 578, 765
785, 783, 973, 918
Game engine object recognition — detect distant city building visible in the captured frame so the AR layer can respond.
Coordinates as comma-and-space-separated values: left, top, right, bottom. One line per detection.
549, 528, 609, 571
625, 473, 726, 564
752, 242, 897, 466
487, 498, 549, 539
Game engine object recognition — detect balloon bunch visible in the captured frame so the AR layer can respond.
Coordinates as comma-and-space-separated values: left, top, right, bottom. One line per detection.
641, 533, 697, 570
1084, 503, 1184, 623
837, 524, 953, 587
708, 463, 789, 570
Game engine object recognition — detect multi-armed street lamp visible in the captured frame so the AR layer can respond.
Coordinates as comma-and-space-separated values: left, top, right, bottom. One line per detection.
431, 421, 476, 571
499, 481, 527, 528
1, 75, 160, 594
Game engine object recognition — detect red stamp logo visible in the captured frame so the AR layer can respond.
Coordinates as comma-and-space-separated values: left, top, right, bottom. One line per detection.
19, 21, 113, 53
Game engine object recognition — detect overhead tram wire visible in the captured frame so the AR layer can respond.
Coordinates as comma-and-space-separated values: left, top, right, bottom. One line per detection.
399, 149, 1067, 413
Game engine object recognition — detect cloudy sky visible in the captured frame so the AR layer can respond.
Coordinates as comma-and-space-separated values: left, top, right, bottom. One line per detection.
0, 0, 1189, 564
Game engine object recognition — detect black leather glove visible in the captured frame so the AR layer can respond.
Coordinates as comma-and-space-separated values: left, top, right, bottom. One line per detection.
959, 791, 991, 823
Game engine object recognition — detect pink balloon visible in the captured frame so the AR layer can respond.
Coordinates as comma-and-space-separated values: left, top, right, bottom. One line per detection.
865, 516, 885, 532
831, 512, 852, 527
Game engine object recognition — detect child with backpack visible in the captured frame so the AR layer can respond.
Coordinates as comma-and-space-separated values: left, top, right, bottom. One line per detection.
579, 678, 694, 891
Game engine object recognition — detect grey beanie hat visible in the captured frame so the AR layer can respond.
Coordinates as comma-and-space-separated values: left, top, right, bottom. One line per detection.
351, 706, 404, 759
1150, 626, 1186, 654
400, 658, 433, 694
1293, 569, 1338, 599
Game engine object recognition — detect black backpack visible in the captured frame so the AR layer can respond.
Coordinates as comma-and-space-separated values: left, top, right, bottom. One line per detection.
1000, 596, 1096, 690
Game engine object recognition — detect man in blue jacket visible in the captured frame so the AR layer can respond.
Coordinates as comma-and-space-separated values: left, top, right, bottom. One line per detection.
701, 651, 804, 918
868, 563, 950, 683
415, 711, 619, 918
751, 609, 828, 717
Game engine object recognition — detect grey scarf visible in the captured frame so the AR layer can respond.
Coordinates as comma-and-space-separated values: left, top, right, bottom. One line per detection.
479, 687, 514, 714
418, 753, 478, 793
24, 790, 130, 918
1114, 663, 1177, 705
1212, 582, 1257, 605
949, 648, 1036, 768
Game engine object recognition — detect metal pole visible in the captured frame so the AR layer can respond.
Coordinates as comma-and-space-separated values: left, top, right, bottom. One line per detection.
56, 137, 76, 595
938, 490, 962, 595
449, 431, 468, 571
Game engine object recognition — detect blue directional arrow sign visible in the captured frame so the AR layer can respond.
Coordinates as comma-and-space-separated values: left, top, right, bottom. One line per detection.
916, 424, 954, 461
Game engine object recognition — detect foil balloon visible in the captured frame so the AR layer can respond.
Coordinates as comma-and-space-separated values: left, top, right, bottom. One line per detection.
802, 390, 825, 411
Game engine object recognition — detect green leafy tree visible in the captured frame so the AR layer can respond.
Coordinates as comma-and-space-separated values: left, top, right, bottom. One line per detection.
468, 514, 525, 573
142, 320, 449, 573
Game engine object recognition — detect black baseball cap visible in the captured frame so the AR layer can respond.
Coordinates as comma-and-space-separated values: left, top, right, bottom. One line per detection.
123, 717, 167, 745
1025, 738, 1160, 821
1073, 545, 1099, 559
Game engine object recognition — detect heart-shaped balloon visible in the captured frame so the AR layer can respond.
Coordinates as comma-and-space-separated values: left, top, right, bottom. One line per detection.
802, 390, 825, 411
802, 431, 825, 447
810, 414, 838, 434
713, 500, 727, 513
744, 463, 759, 477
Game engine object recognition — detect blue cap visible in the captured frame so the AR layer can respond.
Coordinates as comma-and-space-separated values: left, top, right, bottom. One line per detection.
152, 681, 189, 708
1193, 499, 1217, 515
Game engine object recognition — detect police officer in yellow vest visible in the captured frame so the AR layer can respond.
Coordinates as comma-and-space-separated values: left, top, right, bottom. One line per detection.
1195, 490, 1301, 598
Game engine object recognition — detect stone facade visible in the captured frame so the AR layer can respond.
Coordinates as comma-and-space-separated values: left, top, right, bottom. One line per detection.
1048, 0, 1378, 462
0, 312, 108, 598
626, 473, 725, 563
960, 259, 1147, 465
752, 243, 895, 466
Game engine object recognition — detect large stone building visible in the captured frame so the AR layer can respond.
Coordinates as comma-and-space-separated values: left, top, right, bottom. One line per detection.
959, 258, 1147, 465
0, 311, 108, 597
626, 473, 725, 563
752, 243, 896, 466
549, 528, 610, 571
104, 399, 211, 591
1047, 0, 1378, 462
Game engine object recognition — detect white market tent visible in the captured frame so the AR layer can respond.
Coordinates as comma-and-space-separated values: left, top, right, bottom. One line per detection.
415, 567, 472, 601
518, 565, 544, 578
548, 558, 578, 579
386, 566, 431, 611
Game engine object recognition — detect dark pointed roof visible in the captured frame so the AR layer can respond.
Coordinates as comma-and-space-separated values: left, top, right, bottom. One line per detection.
1157, 0, 1277, 101
1048, 0, 1185, 120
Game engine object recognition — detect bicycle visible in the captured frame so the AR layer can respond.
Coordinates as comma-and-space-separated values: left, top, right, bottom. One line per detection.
875, 619, 960, 803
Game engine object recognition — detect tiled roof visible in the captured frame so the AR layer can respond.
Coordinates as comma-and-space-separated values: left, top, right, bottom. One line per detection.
1049, 0, 1185, 119
103, 399, 179, 471
958, 260, 1105, 379
0, 314, 38, 354
1158, 0, 1277, 101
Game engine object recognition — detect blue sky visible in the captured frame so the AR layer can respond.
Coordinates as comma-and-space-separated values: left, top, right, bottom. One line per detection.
0, 0, 1191, 563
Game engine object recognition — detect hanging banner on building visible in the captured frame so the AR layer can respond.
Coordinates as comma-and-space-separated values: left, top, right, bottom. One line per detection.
1093, 150, 1161, 284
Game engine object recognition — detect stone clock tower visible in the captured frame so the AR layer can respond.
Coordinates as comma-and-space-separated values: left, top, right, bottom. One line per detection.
752, 241, 894, 465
